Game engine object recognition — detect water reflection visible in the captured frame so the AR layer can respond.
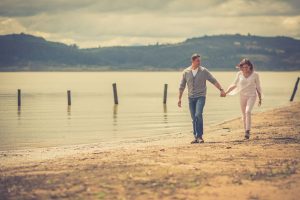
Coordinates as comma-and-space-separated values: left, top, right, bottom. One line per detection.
163, 104, 168, 128
17, 106, 21, 120
113, 105, 118, 131
67, 105, 71, 119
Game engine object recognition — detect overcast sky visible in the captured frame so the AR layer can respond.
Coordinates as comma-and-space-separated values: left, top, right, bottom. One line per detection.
0, 0, 299, 48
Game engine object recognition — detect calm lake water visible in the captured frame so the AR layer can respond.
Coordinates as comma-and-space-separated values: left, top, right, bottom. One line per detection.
0, 71, 299, 151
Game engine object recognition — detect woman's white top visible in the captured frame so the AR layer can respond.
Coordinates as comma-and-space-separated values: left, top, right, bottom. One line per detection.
228, 71, 262, 97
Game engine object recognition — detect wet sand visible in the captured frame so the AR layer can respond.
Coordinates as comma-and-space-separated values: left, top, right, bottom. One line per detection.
1, 102, 300, 200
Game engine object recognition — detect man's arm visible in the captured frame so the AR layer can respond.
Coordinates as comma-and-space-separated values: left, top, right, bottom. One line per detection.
206, 69, 226, 97
178, 90, 184, 107
214, 81, 226, 97
178, 72, 186, 107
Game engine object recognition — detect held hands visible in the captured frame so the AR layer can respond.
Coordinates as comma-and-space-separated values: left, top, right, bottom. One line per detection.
178, 89, 228, 108
220, 89, 226, 97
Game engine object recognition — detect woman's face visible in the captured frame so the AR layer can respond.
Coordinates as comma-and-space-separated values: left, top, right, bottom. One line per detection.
240, 64, 251, 73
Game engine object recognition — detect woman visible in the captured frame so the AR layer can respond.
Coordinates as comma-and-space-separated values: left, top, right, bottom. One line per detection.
225, 58, 262, 139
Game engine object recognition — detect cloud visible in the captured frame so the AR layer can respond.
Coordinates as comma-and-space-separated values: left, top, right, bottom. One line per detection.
1, 0, 299, 17
0, 0, 299, 47
0, 0, 175, 17
0, 0, 96, 17
0, 18, 26, 34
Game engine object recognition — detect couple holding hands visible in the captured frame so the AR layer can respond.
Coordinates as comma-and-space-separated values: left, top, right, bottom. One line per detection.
178, 53, 262, 144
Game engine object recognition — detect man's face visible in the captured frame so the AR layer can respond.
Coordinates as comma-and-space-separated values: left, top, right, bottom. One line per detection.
193, 57, 201, 67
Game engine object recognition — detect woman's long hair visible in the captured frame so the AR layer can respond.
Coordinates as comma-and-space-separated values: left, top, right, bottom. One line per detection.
236, 58, 254, 72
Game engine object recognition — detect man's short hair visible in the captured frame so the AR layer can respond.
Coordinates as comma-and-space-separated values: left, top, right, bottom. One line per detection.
191, 53, 201, 61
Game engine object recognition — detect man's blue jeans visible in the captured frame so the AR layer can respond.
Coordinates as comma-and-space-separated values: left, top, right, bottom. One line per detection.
188, 96, 206, 139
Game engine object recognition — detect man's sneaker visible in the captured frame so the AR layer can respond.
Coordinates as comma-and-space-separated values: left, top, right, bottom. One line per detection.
198, 137, 204, 143
245, 130, 250, 139
191, 139, 199, 144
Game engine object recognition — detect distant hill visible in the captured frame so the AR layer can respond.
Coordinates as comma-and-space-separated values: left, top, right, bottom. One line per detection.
0, 33, 299, 71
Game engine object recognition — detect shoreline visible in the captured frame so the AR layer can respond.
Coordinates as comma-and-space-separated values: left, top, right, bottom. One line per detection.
1, 102, 300, 199
0, 101, 298, 167
1, 70, 300, 72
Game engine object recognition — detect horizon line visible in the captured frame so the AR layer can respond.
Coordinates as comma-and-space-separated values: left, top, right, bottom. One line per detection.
1, 32, 300, 49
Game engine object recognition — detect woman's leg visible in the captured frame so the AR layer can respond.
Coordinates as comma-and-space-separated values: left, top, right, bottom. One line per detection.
245, 95, 257, 131
240, 95, 247, 131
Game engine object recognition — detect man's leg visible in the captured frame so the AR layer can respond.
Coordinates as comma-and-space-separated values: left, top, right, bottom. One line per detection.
188, 97, 197, 139
195, 96, 206, 139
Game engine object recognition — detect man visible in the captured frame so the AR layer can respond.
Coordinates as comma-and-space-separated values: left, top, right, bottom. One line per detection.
178, 53, 226, 144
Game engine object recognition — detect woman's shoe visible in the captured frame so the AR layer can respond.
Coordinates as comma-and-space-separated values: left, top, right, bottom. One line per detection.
245, 130, 250, 139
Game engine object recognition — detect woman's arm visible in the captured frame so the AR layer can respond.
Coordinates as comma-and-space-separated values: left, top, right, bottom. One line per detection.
225, 85, 237, 95
256, 89, 262, 106
255, 73, 262, 106
225, 72, 239, 95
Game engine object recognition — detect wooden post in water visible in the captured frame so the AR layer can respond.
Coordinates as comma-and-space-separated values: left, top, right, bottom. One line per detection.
17, 89, 21, 107
290, 77, 300, 102
112, 83, 118, 104
67, 90, 71, 106
163, 84, 168, 104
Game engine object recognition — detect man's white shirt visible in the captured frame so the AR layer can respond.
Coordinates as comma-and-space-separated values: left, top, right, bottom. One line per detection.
192, 67, 198, 77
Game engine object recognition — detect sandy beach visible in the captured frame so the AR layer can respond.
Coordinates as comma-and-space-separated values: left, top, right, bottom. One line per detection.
1, 102, 300, 200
